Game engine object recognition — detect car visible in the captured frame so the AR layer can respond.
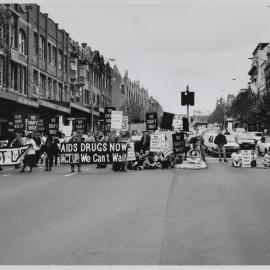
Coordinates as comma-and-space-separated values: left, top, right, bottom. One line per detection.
204, 133, 239, 157
248, 131, 263, 144
257, 136, 270, 156
235, 128, 246, 133
235, 133, 255, 150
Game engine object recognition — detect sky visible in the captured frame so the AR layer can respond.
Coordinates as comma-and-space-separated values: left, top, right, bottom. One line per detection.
14, 0, 270, 114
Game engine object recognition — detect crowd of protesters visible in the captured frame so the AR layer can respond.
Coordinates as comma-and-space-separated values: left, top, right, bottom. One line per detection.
1, 126, 270, 173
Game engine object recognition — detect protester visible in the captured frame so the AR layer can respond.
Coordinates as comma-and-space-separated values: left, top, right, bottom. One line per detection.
186, 144, 201, 164
68, 131, 81, 173
140, 131, 151, 151
262, 149, 270, 167
20, 133, 37, 173
52, 137, 60, 166
10, 132, 24, 169
251, 150, 257, 168
214, 129, 228, 162
231, 149, 242, 167
42, 136, 54, 171
85, 131, 96, 142
170, 154, 183, 168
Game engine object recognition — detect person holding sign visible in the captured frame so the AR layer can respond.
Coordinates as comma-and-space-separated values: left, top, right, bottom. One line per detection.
68, 131, 82, 173
262, 149, 270, 167
231, 149, 242, 167
186, 144, 201, 164
20, 134, 37, 173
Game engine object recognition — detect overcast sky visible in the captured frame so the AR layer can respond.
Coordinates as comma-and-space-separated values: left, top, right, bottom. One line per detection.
17, 0, 270, 114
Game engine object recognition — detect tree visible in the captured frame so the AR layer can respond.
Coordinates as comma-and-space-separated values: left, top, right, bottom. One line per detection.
208, 98, 226, 125
120, 98, 144, 123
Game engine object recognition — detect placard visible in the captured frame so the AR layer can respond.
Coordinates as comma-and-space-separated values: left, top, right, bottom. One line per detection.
13, 113, 25, 131
111, 111, 123, 130
172, 132, 185, 154
48, 117, 59, 135
241, 150, 252, 168
74, 118, 86, 133
126, 142, 136, 161
60, 142, 127, 164
121, 116, 129, 132
27, 114, 39, 132
105, 107, 116, 125
8, 121, 14, 133
38, 118, 46, 133
146, 112, 158, 131
160, 112, 174, 130
0, 146, 29, 166
150, 133, 166, 152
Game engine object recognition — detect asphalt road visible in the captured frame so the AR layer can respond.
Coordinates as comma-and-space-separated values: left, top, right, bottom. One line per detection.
1, 160, 270, 265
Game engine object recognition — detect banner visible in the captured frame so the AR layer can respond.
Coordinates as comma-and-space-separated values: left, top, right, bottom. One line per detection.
27, 114, 39, 132
121, 116, 129, 132
74, 118, 86, 134
111, 111, 123, 130
48, 117, 59, 135
60, 142, 128, 164
150, 133, 166, 152
146, 112, 158, 131
0, 146, 29, 166
13, 113, 25, 131
241, 150, 252, 168
172, 133, 185, 154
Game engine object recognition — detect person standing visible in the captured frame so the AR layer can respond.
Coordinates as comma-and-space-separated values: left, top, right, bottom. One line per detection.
69, 131, 81, 173
85, 131, 96, 142
42, 136, 54, 171
10, 132, 24, 169
140, 131, 151, 151
20, 134, 37, 173
214, 129, 228, 162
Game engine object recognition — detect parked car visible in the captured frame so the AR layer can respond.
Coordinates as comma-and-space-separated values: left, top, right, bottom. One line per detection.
257, 136, 270, 156
235, 128, 246, 133
248, 131, 263, 144
204, 133, 239, 156
235, 133, 255, 150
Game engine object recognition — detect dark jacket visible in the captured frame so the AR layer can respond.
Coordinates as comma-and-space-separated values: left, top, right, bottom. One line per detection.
214, 133, 227, 146
140, 134, 150, 150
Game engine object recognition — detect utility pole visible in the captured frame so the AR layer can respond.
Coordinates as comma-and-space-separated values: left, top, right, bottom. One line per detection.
186, 85, 190, 125
181, 85, 194, 131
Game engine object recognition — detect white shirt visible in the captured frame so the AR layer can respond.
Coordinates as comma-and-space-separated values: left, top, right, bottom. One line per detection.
25, 138, 37, 155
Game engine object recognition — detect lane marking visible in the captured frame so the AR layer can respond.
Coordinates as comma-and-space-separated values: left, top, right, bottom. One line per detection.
64, 172, 76, 177
2, 174, 11, 177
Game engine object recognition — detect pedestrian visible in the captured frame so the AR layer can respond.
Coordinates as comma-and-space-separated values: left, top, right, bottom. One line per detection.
52, 137, 60, 166
85, 131, 96, 142
214, 129, 228, 162
10, 132, 24, 169
42, 136, 54, 171
20, 133, 37, 173
68, 131, 81, 173
140, 131, 151, 152
262, 149, 270, 167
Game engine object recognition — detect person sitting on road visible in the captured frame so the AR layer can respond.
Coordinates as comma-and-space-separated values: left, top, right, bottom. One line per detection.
231, 149, 242, 167
170, 154, 183, 168
251, 150, 257, 168
186, 144, 201, 164
262, 149, 270, 167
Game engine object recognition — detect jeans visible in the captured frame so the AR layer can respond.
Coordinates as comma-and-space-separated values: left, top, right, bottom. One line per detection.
217, 145, 227, 161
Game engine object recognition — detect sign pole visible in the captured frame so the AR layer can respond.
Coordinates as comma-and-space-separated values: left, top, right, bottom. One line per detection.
186, 85, 190, 129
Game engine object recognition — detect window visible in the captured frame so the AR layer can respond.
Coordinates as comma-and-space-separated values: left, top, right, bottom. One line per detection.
11, 26, 16, 48
93, 93, 96, 104
53, 80, 57, 100
0, 23, 4, 44
86, 70, 90, 82
19, 30, 26, 55
39, 35, 46, 59
33, 70, 38, 94
97, 94, 100, 106
11, 63, 17, 90
33, 32, 38, 54
40, 73, 46, 97
20, 66, 26, 94
48, 43, 52, 64
121, 85, 125, 95
58, 83, 63, 101
85, 89, 90, 105
58, 49, 63, 70
64, 55, 67, 73
0, 57, 3, 86
52, 46, 56, 66
48, 77, 52, 99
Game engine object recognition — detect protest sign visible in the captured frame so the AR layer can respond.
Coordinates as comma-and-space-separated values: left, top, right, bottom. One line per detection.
38, 118, 46, 133
74, 118, 86, 133
127, 142, 136, 161
160, 112, 174, 130
8, 121, 14, 133
146, 112, 158, 131
121, 116, 129, 132
27, 114, 39, 132
111, 111, 123, 130
60, 142, 127, 164
105, 107, 116, 125
163, 143, 173, 157
13, 113, 25, 131
172, 132, 185, 154
150, 133, 166, 152
241, 150, 252, 168
48, 117, 59, 135
0, 146, 29, 166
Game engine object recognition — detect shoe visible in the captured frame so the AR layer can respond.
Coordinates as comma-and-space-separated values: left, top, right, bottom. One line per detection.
71, 169, 75, 173
219, 159, 222, 162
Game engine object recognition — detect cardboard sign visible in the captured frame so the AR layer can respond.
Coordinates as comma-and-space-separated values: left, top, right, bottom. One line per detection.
160, 112, 174, 130
60, 142, 127, 164
111, 111, 123, 130
150, 133, 166, 152
48, 117, 59, 135
146, 112, 158, 131
13, 113, 25, 131
163, 143, 173, 157
172, 133, 185, 154
241, 150, 252, 168
27, 114, 39, 132
0, 146, 29, 166
74, 118, 86, 133
38, 119, 46, 133
105, 107, 116, 125
126, 142, 136, 161
8, 121, 14, 133
121, 116, 129, 132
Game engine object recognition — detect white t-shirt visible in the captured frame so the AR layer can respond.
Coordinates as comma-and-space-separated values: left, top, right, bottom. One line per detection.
231, 152, 242, 162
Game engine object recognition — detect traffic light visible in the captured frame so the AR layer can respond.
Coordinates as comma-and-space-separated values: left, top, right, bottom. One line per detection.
181, 92, 187, 106
189, 92, 194, 106
181, 91, 194, 106
182, 117, 189, 132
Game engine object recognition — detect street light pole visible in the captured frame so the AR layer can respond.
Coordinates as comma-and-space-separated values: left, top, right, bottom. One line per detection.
186, 85, 190, 126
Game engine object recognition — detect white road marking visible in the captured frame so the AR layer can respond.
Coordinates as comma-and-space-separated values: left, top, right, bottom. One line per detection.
2, 174, 11, 177
64, 173, 76, 177
2, 168, 14, 172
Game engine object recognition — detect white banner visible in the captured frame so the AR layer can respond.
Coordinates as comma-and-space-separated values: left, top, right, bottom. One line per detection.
127, 142, 136, 161
163, 143, 173, 157
0, 146, 29, 166
111, 111, 123, 130
150, 134, 166, 152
